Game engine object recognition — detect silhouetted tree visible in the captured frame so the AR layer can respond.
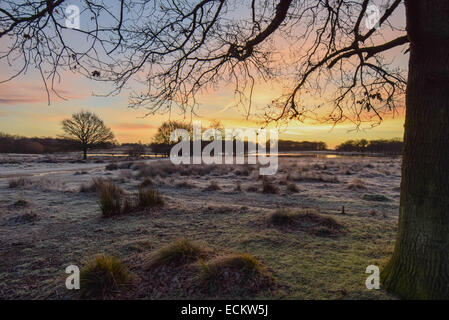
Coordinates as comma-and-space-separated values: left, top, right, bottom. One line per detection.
152, 121, 193, 144
61, 111, 115, 159
1, 0, 449, 298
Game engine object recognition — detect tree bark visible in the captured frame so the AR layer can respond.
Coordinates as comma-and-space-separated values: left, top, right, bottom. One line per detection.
83, 145, 87, 160
381, 0, 449, 299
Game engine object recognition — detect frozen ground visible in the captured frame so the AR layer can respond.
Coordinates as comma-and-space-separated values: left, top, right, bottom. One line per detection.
0, 153, 402, 299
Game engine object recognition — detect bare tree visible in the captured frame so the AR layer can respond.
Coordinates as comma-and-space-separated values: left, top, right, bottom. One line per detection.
1, 0, 449, 298
61, 111, 115, 159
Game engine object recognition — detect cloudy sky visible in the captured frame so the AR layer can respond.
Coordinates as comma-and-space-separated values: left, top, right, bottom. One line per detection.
0, 1, 407, 148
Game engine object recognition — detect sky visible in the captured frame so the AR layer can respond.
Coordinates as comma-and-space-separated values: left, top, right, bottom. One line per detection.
0, 1, 407, 149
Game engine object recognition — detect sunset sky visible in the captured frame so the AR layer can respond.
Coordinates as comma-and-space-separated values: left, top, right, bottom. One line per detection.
0, 1, 407, 149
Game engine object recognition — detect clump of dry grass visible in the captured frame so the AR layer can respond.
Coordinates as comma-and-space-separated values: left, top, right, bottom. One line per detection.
267, 209, 344, 236
292, 172, 339, 183
80, 255, 130, 299
8, 177, 32, 188
79, 177, 106, 193
203, 180, 221, 191
97, 180, 124, 217
197, 253, 274, 296
175, 181, 195, 189
234, 182, 242, 192
105, 163, 119, 171
246, 184, 259, 192
138, 178, 153, 188
8, 176, 65, 191
286, 182, 299, 192
138, 187, 164, 208
262, 178, 279, 194
147, 239, 208, 269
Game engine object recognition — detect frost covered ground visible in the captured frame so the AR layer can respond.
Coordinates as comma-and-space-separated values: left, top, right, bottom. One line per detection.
0, 153, 401, 299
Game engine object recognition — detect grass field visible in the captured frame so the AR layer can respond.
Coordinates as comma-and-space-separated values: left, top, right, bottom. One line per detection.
0, 154, 401, 299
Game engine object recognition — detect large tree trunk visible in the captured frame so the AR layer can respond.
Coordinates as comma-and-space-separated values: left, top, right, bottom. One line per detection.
83, 146, 87, 160
381, 0, 449, 299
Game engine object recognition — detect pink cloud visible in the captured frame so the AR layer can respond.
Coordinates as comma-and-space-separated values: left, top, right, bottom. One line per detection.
0, 82, 90, 106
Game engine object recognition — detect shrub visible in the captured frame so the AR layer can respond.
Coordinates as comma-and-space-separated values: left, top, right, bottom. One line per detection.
262, 178, 278, 194
97, 180, 123, 217
147, 239, 208, 268
138, 187, 164, 208
80, 255, 130, 299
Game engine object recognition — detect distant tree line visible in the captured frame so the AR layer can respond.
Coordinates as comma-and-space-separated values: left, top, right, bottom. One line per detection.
0, 132, 115, 154
335, 139, 403, 154
276, 140, 327, 151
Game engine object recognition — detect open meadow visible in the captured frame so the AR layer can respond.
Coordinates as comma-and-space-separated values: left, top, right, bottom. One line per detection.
0, 153, 401, 299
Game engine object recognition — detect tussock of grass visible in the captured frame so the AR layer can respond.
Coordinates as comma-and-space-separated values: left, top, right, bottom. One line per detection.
80, 255, 130, 299
268, 209, 344, 236
97, 180, 124, 217
361, 193, 391, 202
13, 199, 29, 207
138, 178, 153, 188
147, 239, 208, 269
138, 187, 164, 208
8, 177, 32, 188
292, 172, 339, 183
286, 182, 299, 192
197, 253, 274, 296
105, 163, 119, 171
175, 181, 194, 189
262, 178, 279, 194
79, 177, 105, 193
203, 181, 220, 191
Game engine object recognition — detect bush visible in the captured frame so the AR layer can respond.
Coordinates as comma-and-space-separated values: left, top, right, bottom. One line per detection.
97, 180, 123, 217
147, 239, 208, 268
138, 187, 164, 208
80, 255, 130, 299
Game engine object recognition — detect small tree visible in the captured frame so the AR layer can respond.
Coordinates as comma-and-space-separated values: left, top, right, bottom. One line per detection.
61, 111, 115, 160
